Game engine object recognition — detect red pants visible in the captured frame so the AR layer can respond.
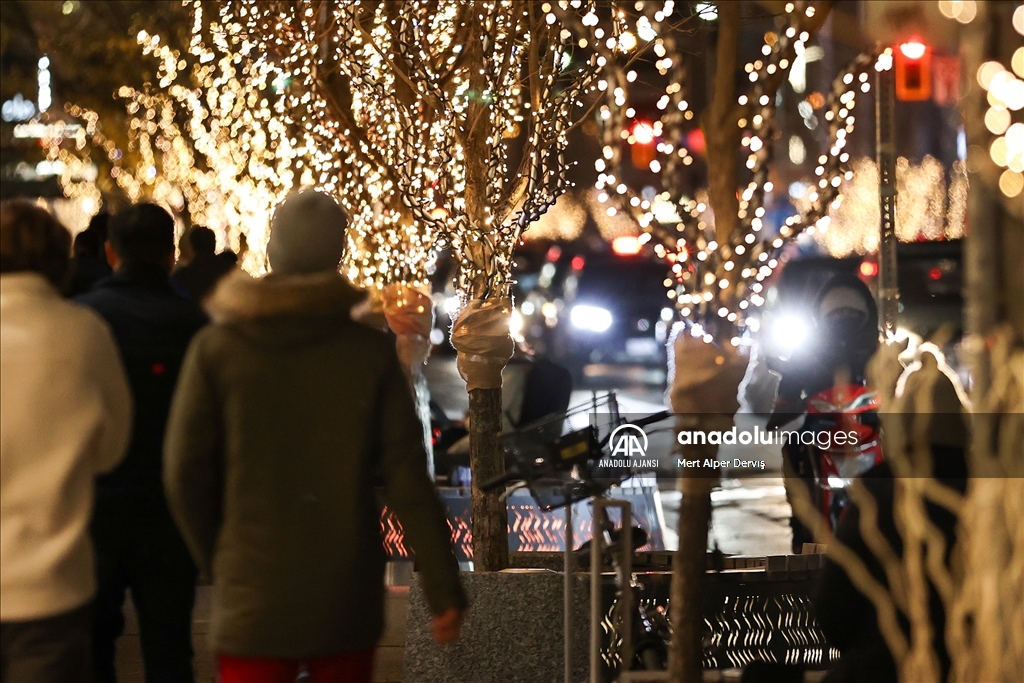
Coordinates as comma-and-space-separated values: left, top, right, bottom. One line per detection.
217, 649, 375, 683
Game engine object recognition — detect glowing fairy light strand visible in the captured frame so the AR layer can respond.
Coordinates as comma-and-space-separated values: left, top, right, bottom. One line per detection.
217, 0, 602, 300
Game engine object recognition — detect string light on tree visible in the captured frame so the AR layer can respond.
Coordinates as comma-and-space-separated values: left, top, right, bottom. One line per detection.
217, 0, 601, 301
938, 1, 1024, 206
582, 1, 842, 339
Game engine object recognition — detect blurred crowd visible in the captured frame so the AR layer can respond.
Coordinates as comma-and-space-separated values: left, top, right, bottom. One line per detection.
0, 195, 466, 683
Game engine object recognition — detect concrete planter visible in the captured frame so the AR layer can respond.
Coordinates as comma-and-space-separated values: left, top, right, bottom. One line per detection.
404, 570, 591, 683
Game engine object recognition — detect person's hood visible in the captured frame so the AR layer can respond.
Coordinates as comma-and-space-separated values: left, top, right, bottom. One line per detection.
205, 270, 367, 347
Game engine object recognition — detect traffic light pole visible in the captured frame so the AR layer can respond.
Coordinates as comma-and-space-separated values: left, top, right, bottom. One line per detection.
876, 62, 899, 339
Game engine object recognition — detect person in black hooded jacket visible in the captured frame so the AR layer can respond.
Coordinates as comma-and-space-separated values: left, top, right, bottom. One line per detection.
76, 203, 207, 683
812, 357, 969, 683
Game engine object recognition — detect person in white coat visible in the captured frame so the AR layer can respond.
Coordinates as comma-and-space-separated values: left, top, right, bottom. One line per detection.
0, 200, 133, 683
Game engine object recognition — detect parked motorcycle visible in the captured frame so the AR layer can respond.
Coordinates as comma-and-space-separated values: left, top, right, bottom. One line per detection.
765, 274, 883, 552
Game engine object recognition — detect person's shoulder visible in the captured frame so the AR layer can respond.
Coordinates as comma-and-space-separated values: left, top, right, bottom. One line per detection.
348, 322, 400, 357
72, 280, 111, 308
178, 322, 233, 366
171, 261, 195, 279
152, 286, 208, 325
48, 297, 120, 347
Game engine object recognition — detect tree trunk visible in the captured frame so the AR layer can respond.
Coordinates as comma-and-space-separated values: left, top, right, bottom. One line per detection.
459, 17, 510, 572
960, 0, 1024, 388
468, 387, 509, 571
947, 9, 1024, 681
668, 443, 716, 682
702, 0, 742, 248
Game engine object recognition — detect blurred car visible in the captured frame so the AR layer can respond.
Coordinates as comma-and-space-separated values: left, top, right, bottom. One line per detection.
886, 239, 962, 339
549, 250, 674, 380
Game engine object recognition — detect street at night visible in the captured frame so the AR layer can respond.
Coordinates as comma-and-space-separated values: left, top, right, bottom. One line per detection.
2, 1, 1022, 683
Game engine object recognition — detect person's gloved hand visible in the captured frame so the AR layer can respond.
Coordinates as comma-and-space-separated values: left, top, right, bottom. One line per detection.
432, 607, 465, 644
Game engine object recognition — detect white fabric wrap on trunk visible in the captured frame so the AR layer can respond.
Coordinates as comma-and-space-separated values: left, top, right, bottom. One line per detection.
670, 333, 747, 430
450, 298, 514, 392
383, 284, 434, 368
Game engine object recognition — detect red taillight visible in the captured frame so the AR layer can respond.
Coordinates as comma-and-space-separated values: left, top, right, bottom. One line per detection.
859, 260, 878, 278
686, 128, 706, 155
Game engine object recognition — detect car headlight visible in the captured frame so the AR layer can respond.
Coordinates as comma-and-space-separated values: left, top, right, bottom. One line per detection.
509, 309, 525, 341
442, 296, 461, 316
771, 314, 810, 353
570, 304, 613, 332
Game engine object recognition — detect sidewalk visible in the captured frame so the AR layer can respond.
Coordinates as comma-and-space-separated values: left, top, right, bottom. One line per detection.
115, 587, 409, 683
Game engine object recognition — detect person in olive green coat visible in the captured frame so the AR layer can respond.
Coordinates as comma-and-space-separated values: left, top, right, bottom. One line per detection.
163, 191, 466, 675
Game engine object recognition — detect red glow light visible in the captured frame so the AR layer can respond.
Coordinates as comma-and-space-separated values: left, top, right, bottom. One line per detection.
928, 267, 943, 281
859, 260, 879, 278
571, 255, 585, 270
686, 128, 706, 155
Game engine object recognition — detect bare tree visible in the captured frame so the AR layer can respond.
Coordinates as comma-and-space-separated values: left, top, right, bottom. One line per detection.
215, 0, 600, 570
578, 2, 834, 678
783, 6, 1024, 680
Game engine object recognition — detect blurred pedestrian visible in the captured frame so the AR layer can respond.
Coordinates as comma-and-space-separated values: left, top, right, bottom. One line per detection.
216, 232, 247, 270
172, 226, 234, 304
1, 201, 132, 683
812, 354, 968, 683
67, 213, 114, 296
164, 190, 466, 683
76, 203, 207, 683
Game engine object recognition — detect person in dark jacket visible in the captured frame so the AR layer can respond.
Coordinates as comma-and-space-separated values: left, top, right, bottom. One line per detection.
164, 190, 466, 683
67, 213, 113, 296
812, 356, 968, 683
76, 203, 207, 683
171, 226, 234, 303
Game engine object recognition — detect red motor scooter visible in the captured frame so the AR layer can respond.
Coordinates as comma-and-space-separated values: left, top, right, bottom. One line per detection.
766, 273, 883, 552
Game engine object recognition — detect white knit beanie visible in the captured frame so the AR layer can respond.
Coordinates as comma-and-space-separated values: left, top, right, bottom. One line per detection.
267, 189, 347, 275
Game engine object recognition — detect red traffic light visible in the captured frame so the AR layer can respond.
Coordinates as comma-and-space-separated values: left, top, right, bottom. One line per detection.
895, 40, 932, 102
899, 41, 926, 60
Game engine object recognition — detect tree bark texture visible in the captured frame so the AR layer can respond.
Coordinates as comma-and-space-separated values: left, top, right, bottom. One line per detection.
459, 17, 510, 572
667, 443, 716, 683
468, 387, 509, 571
702, 0, 742, 249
